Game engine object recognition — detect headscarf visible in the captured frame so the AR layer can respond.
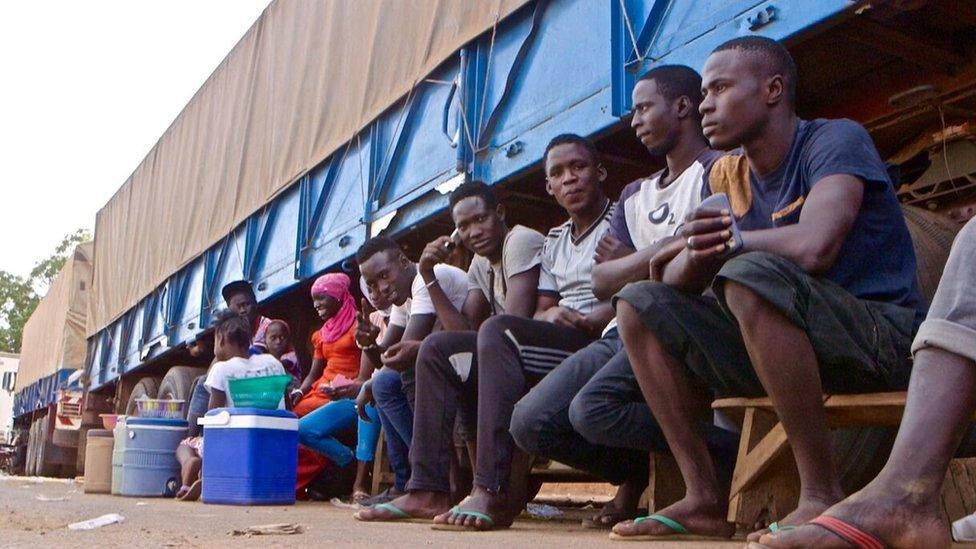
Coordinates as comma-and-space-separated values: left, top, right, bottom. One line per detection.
264, 319, 302, 380
311, 272, 358, 343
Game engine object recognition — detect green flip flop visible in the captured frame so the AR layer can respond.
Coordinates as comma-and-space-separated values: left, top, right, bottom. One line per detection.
353, 502, 432, 524
609, 513, 731, 541
769, 522, 797, 534
431, 505, 501, 532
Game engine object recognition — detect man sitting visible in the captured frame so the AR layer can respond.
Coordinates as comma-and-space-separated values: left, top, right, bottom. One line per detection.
612, 36, 925, 541
353, 236, 469, 499
758, 216, 976, 547
358, 134, 615, 530
510, 65, 735, 530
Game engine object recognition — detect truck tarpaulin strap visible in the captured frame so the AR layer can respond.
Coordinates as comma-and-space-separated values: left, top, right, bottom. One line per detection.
16, 242, 92, 390
88, 0, 531, 336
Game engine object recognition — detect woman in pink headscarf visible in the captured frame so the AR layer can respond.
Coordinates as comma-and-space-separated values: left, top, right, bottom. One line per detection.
291, 272, 361, 417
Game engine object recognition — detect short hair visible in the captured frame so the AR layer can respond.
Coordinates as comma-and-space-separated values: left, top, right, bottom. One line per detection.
637, 65, 703, 118
221, 280, 255, 304
543, 133, 600, 167
449, 180, 498, 211
356, 236, 402, 265
712, 36, 796, 106
212, 308, 251, 349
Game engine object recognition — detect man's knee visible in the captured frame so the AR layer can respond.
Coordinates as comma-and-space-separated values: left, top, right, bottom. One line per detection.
716, 251, 802, 324
479, 314, 519, 341
509, 393, 549, 455
615, 282, 679, 336
371, 368, 401, 403
567, 391, 609, 446
415, 331, 456, 371
721, 279, 768, 324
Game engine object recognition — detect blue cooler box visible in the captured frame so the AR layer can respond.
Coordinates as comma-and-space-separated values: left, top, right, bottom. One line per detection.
120, 417, 187, 497
199, 407, 298, 505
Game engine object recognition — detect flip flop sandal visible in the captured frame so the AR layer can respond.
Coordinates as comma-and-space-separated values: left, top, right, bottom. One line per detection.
177, 479, 202, 502
808, 516, 886, 549
581, 504, 638, 529
352, 502, 432, 524
608, 513, 731, 541
431, 506, 501, 532
352, 491, 371, 506
768, 522, 797, 534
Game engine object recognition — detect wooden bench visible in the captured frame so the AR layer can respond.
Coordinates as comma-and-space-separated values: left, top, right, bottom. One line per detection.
713, 392, 976, 528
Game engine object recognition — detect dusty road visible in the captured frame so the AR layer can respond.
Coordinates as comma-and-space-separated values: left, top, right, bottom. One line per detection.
0, 475, 750, 548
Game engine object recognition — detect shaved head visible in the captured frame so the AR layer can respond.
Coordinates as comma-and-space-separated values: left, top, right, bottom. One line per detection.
712, 36, 796, 107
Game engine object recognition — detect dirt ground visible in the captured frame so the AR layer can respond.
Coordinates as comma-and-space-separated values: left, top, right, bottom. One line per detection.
0, 475, 748, 548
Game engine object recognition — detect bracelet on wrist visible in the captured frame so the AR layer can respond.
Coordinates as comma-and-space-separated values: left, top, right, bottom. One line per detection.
425, 278, 439, 289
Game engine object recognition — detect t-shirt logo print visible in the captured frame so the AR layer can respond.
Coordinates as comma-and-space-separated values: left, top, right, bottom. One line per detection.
648, 203, 674, 226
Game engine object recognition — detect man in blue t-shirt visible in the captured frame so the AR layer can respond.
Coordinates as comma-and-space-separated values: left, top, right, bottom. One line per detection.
611, 36, 925, 542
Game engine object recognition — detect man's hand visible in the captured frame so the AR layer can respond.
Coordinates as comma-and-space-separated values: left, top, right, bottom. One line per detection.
355, 298, 380, 348
419, 236, 453, 280
356, 380, 374, 421
681, 207, 734, 261
594, 234, 630, 264
649, 238, 687, 282
381, 340, 422, 372
538, 306, 587, 331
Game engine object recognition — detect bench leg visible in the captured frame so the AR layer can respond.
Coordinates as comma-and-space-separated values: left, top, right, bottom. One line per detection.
728, 408, 801, 528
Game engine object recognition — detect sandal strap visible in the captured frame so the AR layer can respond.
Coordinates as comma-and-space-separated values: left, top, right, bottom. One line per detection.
633, 514, 688, 534
810, 516, 885, 549
374, 502, 409, 518
452, 507, 495, 526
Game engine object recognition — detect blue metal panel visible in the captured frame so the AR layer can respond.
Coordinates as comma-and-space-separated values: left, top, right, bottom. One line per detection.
612, 0, 856, 114
80, 0, 863, 398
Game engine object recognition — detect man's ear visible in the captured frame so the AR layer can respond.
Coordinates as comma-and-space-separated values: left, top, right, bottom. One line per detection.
545, 178, 555, 196
496, 203, 506, 221
597, 164, 608, 183
766, 75, 785, 107
675, 96, 692, 119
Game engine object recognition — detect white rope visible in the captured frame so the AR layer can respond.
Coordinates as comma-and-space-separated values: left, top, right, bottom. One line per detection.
618, 0, 643, 65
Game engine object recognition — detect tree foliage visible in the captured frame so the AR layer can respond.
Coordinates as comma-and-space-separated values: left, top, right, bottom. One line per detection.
0, 229, 91, 353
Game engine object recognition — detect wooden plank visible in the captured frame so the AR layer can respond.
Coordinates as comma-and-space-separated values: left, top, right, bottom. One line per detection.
843, 19, 963, 73
730, 421, 790, 497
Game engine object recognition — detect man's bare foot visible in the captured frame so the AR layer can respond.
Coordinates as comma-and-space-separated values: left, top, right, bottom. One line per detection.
757, 486, 947, 548
746, 493, 843, 542
583, 478, 643, 529
610, 496, 734, 539
353, 491, 451, 522
432, 486, 515, 530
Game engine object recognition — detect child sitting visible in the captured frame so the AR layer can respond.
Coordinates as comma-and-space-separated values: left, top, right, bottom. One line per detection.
175, 309, 287, 501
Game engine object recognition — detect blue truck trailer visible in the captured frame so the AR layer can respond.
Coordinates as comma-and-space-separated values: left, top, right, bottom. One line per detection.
12, 0, 975, 503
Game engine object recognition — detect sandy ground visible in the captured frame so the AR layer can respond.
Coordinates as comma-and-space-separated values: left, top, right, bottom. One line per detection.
0, 475, 748, 548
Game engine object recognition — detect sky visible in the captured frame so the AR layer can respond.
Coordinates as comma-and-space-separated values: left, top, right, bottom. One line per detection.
0, 0, 271, 279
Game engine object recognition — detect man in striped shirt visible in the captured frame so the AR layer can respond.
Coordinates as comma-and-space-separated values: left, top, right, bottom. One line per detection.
358, 134, 614, 529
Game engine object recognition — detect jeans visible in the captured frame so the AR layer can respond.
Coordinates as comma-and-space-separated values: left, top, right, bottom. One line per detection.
372, 368, 413, 491
297, 399, 380, 467
185, 376, 210, 438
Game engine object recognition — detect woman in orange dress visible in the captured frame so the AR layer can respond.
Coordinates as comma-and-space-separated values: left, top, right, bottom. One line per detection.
290, 273, 361, 417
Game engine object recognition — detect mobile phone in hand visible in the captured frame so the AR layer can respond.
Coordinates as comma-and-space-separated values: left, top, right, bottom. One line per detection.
698, 192, 742, 256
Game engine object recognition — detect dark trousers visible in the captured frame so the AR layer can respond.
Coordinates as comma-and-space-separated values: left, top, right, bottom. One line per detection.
511, 333, 651, 485
512, 332, 739, 485
407, 315, 592, 493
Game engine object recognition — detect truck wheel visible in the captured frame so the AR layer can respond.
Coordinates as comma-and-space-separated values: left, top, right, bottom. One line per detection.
35, 414, 60, 477
25, 419, 38, 476
125, 376, 162, 416
159, 366, 207, 401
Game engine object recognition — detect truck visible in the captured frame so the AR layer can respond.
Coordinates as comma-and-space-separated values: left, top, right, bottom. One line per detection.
11, 0, 975, 498
11, 242, 91, 476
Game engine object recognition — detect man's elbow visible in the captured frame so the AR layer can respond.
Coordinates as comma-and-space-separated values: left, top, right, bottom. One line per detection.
592, 277, 613, 301
795, 242, 842, 274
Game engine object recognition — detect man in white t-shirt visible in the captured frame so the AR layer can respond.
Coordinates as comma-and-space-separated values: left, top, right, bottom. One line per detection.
356, 138, 614, 528
511, 66, 738, 530
352, 236, 469, 497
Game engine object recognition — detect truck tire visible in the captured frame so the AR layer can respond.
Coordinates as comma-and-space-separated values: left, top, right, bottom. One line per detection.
159, 366, 207, 401
125, 376, 162, 416
76, 426, 92, 475
35, 415, 60, 477
25, 419, 38, 476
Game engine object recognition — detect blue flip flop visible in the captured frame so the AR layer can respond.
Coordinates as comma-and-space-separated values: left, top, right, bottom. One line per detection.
353, 502, 431, 523
609, 513, 731, 541
430, 505, 500, 531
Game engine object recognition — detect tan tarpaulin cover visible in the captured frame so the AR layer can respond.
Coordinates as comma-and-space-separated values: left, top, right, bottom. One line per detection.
16, 242, 93, 390
89, 0, 531, 336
